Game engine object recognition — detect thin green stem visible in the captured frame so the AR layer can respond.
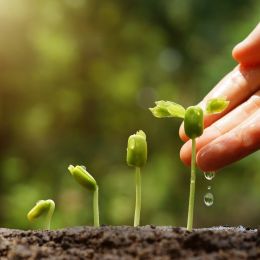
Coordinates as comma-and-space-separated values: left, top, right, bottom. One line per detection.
44, 200, 55, 230
187, 138, 196, 231
93, 186, 100, 227
134, 167, 141, 227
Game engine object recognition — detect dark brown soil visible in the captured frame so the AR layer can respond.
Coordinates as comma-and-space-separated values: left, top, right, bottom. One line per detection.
0, 226, 259, 259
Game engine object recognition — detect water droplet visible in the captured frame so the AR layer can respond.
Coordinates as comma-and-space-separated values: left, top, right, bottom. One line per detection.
204, 192, 214, 206
80, 165, 87, 170
207, 186, 211, 190
204, 171, 215, 180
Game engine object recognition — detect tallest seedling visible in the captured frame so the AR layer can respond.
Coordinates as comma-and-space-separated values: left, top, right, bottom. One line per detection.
150, 97, 229, 230
184, 106, 203, 230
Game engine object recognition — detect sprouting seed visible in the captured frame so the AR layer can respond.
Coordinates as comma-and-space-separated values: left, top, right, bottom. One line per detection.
68, 165, 100, 227
27, 199, 55, 230
127, 130, 147, 227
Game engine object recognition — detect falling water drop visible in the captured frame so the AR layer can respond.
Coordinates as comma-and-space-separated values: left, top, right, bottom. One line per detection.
204, 192, 214, 206
207, 186, 211, 190
204, 171, 215, 180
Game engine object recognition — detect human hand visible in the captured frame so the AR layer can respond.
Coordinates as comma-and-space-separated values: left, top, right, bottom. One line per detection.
179, 23, 260, 171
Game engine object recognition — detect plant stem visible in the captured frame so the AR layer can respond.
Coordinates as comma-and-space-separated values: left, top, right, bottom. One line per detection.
93, 186, 100, 227
44, 200, 55, 230
134, 167, 141, 227
187, 138, 196, 231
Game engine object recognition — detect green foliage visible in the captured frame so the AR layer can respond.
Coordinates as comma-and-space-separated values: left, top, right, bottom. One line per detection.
206, 97, 230, 114
149, 101, 186, 119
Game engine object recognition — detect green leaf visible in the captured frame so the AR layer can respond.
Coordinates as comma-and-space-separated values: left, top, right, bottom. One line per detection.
149, 100, 185, 118
206, 97, 230, 114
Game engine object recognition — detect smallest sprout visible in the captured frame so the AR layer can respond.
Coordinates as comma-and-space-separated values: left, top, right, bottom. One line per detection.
27, 199, 55, 230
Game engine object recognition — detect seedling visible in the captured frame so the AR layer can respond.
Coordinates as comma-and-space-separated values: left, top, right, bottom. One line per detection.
127, 130, 147, 227
150, 97, 229, 230
27, 199, 55, 229
68, 165, 100, 227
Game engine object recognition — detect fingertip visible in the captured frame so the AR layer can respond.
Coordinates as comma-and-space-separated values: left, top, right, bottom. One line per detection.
196, 132, 238, 172
196, 145, 218, 172
179, 123, 189, 142
232, 23, 260, 67
180, 125, 221, 170
180, 143, 192, 167
232, 42, 244, 63
232, 41, 251, 66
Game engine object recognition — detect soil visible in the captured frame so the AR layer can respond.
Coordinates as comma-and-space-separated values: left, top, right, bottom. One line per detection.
0, 225, 259, 259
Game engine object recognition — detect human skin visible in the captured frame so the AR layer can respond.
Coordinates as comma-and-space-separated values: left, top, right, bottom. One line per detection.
179, 23, 260, 171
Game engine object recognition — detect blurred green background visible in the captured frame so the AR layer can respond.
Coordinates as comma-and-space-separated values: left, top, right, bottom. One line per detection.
0, 0, 259, 229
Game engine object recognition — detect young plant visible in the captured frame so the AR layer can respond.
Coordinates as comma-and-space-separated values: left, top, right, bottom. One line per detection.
27, 199, 55, 230
150, 97, 229, 230
127, 130, 147, 227
68, 165, 100, 227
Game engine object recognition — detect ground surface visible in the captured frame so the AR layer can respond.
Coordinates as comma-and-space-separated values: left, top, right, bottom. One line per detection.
0, 226, 259, 259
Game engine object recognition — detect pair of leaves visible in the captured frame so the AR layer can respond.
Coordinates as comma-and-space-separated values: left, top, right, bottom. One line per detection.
150, 97, 229, 119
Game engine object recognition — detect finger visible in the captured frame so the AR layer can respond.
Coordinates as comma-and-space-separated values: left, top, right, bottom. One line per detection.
232, 23, 260, 67
180, 90, 260, 166
179, 65, 260, 141
197, 110, 260, 171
